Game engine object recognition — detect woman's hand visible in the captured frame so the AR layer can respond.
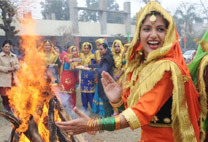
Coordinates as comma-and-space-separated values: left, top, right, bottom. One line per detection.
8, 66, 16, 72
101, 71, 122, 103
56, 107, 90, 135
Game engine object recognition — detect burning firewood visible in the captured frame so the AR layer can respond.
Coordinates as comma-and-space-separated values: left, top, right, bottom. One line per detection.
48, 98, 58, 142
0, 95, 85, 142
24, 116, 43, 142
50, 96, 75, 142
0, 14, 86, 142
0, 111, 42, 142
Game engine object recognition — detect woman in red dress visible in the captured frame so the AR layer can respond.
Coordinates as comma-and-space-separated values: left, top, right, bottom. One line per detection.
60, 46, 81, 109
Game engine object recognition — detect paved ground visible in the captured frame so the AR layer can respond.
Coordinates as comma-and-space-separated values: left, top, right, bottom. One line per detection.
0, 89, 141, 142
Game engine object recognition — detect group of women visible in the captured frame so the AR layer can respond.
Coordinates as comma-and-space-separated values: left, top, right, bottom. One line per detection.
55, 1, 208, 142
38, 37, 129, 117
1, 1, 208, 141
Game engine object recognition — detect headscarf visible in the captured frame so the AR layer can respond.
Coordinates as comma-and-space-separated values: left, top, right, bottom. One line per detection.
95, 38, 111, 52
112, 40, 124, 69
188, 30, 208, 141
38, 40, 59, 65
67, 45, 79, 59
66, 45, 80, 69
124, 43, 130, 50
95, 38, 104, 46
188, 30, 208, 86
112, 40, 124, 55
80, 42, 95, 65
123, 1, 200, 141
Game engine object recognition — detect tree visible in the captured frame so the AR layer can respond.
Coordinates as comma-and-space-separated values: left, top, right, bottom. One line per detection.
174, 3, 203, 49
79, 0, 99, 22
106, 0, 123, 23
40, 0, 69, 20
79, 0, 123, 23
199, 0, 208, 21
0, 0, 19, 40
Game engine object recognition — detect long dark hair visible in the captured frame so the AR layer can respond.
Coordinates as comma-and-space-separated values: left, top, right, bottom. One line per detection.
102, 42, 112, 55
102, 42, 115, 67
55, 44, 62, 53
2, 40, 12, 47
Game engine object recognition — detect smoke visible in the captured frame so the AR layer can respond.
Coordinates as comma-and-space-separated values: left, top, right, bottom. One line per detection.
54, 87, 91, 119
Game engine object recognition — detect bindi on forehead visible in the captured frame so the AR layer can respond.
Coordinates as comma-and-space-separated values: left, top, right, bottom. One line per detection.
143, 16, 166, 26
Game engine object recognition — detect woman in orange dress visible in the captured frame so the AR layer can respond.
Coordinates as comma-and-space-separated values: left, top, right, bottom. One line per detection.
56, 1, 201, 141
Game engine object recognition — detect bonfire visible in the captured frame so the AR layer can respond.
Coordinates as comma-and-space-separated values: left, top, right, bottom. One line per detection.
0, 14, 84, 142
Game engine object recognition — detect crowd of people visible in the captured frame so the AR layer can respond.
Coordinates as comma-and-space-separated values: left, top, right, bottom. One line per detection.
0, 1, 208, 141
0, 36, 129, 118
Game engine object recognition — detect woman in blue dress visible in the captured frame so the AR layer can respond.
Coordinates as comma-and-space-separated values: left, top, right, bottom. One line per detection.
91, 39, 106, 116
80, 42, 96, 111
89, 40, 115, 117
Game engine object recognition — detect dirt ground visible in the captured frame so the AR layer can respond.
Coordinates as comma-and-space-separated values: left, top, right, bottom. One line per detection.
0, 90, 141, 142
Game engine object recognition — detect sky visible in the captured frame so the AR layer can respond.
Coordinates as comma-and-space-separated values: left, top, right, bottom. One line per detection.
23, 0, 207, 19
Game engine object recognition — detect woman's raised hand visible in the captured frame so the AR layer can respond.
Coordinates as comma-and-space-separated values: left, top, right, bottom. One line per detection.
56, 107, 90, 135
101, 71, 122, 103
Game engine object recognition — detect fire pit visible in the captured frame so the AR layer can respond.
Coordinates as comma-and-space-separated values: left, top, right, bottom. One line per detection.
0, 16, 85, 142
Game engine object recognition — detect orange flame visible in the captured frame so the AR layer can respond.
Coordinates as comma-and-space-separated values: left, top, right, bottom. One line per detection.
7, 16, 54, 141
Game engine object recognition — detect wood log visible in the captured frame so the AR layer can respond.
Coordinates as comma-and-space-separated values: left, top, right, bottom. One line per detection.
0, 111, 43, 142
24, 115, 43, 142
8, 128, 19, 142
52, 97, 85, 142
49, 97, 71, 142
0, 111, 20, 128
57, 127, 71, 142
0, 95, 85, 142
9, 127, 16, 142
52, 97, 72, 121
48, 98, 58, 142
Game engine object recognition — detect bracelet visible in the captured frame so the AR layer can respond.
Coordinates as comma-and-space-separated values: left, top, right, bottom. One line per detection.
115, 115, 121, 130
102, 117, 115, 131
86, 118, 98, 135
95, 117, 118, 132
110, 99, 124, 108
97, 118, 103, 133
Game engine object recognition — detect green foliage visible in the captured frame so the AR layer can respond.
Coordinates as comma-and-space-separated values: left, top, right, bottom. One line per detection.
0, 0, 19, 40
79, 0, 123, 24
174, 2, 203, 49
106, 0, 123, 24
41, 0, 69, 20
79, 0, 99, 22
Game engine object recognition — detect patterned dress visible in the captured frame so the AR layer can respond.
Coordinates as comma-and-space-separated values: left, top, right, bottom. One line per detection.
60, 55, 78, 108
80, 52, 96, 110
